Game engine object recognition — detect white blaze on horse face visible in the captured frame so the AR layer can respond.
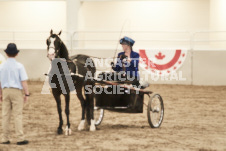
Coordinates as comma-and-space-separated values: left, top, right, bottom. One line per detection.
49, 37, 55, 48
48, 48, 55, 55
48, 37, 56, 54
47, 37, 56, 60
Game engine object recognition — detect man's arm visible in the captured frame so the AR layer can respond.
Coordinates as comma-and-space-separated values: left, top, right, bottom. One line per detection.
21, 81, 29, 103
20, 65, 29, 97
21, 81, 29, 95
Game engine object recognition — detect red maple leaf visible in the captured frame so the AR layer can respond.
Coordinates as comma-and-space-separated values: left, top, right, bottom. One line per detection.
155, 52, 165, 60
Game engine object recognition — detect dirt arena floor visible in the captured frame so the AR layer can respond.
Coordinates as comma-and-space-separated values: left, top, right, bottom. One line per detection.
0, 81, 226, 151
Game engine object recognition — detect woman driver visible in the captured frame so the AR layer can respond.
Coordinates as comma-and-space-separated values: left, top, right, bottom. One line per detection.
112, 36, 140, 87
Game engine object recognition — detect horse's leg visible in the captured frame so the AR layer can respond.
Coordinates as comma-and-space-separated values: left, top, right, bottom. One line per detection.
52, 90, 63, 134
64, 93, 71, 135
90, 94, 96, 131
86, 84, 96, 131
76, 86, 87, 131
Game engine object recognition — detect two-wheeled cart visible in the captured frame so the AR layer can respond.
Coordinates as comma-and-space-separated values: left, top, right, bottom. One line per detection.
93, 80, 164, 128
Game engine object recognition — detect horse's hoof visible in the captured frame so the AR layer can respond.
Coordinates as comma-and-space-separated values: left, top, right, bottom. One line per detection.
90, 125, 96, 131
65, 126, 72, 135
78, 120, 85, 131
57, 128, 63, 134
65, 130, 71, 135
67, 129, 72, 135
90, 119, 96, 131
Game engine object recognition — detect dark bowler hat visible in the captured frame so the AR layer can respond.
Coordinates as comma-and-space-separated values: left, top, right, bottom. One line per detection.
4, 43, 20, 54
119, 36, 135, 46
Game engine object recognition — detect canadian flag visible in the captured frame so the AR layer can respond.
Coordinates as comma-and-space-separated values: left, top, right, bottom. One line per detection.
139, 49, 187, 76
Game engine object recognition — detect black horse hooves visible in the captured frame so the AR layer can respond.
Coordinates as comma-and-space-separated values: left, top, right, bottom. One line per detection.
57, 128, 63, 134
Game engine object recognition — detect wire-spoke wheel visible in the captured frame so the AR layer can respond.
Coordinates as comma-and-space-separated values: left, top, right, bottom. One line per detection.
147, 93, 164, 128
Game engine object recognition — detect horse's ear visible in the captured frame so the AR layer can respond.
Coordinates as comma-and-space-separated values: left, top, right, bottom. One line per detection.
50, 29, 53, 35
58, 30, 62, 36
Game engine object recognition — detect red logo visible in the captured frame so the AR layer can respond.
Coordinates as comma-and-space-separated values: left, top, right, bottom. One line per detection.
139, 49, 187, 75
155, 52, 165, 60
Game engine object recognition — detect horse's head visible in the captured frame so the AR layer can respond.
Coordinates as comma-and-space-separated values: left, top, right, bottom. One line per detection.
46, 29, 63, 60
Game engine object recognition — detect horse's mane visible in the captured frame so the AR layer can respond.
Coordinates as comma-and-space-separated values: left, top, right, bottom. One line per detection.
59, 40, 69, 60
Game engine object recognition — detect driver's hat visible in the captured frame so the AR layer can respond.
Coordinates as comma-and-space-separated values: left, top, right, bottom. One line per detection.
119, 36, 135, 46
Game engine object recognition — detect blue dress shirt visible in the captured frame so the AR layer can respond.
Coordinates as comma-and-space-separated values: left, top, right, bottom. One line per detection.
113, 50, 140, 78
0, 58, 28, 89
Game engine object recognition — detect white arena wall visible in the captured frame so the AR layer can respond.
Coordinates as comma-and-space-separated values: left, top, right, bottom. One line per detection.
0, 1, 66, 31
0, 0, 225, 86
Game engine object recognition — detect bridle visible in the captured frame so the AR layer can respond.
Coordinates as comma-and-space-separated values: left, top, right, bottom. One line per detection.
47, 36, 63, 59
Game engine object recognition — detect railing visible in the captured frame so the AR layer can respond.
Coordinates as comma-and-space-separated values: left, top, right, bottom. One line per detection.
192, 31, 226, 50
71, 30, 191, 51
0, 30, 226, 51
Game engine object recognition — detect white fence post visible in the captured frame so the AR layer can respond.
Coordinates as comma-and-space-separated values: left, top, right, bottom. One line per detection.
190, 32, 195, 85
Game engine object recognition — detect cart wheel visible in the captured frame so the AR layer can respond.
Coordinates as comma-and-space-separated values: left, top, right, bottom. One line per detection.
94, 107, 104, 126
147, 93, 164, 128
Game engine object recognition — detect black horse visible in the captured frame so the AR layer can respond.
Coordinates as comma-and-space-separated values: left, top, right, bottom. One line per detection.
46, 30, 96, 135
